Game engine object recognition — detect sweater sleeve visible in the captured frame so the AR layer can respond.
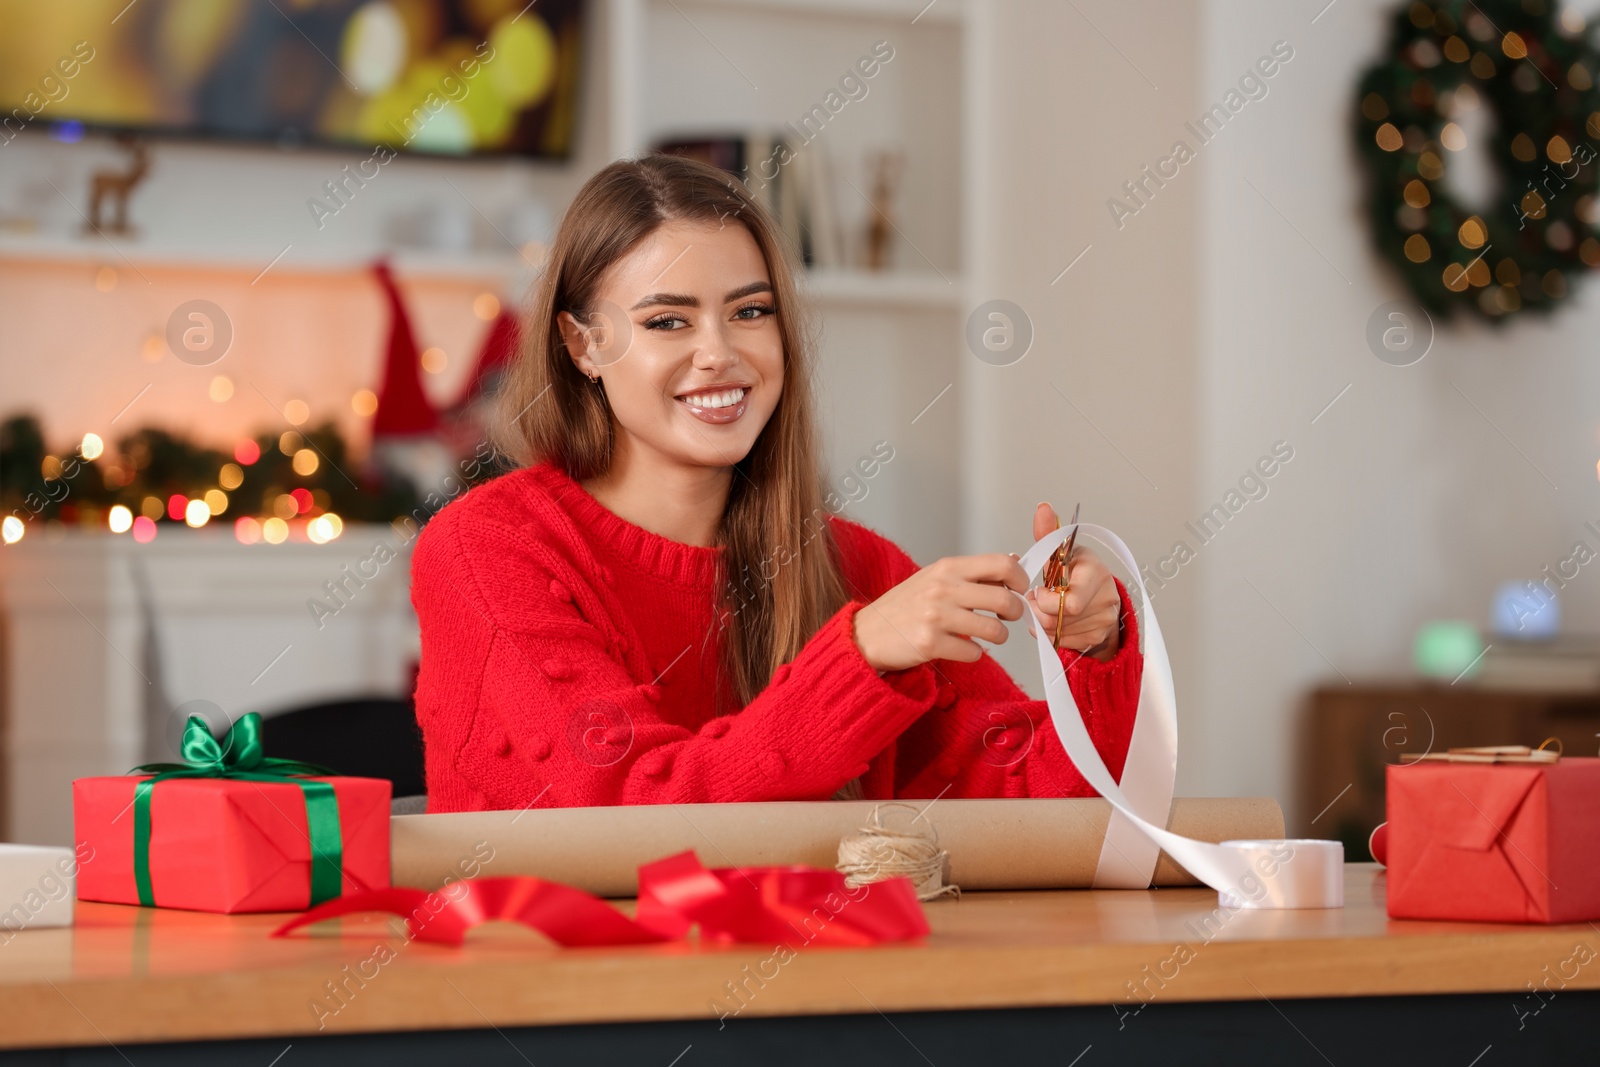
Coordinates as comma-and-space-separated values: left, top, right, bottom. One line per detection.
891, 581, 1143, 799
412, 508, 940, 810
833, 524, 1144, 800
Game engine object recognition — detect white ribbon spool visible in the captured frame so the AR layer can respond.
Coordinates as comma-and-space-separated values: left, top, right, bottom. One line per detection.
1020, 523, 1343, 910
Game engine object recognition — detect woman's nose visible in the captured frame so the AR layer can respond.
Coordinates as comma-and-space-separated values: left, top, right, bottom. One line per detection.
691, 322, 739, 370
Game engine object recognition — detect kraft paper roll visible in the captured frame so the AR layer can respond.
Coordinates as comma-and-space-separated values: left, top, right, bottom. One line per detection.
390, 796, 1284, 898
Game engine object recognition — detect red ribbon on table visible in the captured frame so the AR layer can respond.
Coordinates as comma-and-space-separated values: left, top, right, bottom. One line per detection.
271, 850, 929, 947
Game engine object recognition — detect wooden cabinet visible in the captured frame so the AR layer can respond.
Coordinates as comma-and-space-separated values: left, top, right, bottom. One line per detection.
1298, 684, 1600, 857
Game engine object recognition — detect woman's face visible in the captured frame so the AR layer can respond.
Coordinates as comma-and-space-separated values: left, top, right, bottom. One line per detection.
561, 218, 783, 473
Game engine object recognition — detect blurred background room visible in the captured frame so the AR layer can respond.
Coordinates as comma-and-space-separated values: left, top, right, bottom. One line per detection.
4, 0, 1600, 859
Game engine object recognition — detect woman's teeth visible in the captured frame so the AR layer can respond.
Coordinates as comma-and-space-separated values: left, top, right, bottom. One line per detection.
681, 388, 746, 409
677, 386, 749, 424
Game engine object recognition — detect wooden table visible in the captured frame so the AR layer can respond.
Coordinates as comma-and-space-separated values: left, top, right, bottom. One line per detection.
4, 865, 1597, 1065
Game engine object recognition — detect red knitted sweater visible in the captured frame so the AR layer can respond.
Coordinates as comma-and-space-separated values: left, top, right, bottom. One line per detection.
410, 463, 1143, 812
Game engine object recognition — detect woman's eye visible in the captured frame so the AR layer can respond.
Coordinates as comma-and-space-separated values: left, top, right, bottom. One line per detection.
644, 314, 689, 330
733, 302, 776, 320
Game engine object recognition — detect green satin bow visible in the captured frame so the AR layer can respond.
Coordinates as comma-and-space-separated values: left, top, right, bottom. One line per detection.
130, 712, 344, 908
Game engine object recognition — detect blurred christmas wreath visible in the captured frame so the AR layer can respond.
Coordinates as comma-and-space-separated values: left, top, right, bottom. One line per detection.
1355, 0, 1600, 319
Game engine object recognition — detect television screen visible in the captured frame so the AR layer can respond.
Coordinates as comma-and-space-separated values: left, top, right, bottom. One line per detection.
0, 0, 584, 159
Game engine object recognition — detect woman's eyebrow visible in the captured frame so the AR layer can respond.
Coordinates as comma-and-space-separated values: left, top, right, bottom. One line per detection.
630, 292, 697, 310
628, 281, 772, 311
723, 281, 772, 302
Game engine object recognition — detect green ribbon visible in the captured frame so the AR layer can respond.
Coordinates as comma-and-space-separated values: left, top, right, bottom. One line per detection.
130, 712, 344, 909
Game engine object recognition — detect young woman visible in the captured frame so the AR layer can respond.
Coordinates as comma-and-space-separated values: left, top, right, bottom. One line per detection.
411, 155, 1143, 813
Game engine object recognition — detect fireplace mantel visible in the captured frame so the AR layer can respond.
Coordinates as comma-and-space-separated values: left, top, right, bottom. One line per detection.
0, 527, 415, 846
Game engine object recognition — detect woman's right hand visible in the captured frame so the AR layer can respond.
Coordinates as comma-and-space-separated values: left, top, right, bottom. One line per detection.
852, 554, 1030, 673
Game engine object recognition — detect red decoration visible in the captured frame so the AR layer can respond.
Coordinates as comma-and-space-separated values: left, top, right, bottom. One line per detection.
272, 850, 929, 947
235, 439, 261, 465
370, 261, 439, 438
1368, 822, 1388, 867
1385, 758, 1600, 923
166, 494, 186, 521
73, 775, 391, 914
291, 487, 314, 513
455, 307, 520, 408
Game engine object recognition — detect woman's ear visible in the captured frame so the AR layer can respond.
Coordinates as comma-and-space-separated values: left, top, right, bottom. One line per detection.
557, 310, 596, 378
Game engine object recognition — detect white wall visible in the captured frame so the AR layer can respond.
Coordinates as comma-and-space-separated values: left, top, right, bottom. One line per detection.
976, 0, 1600, 824
1192, 0, 1600, 822
970, 0, 1203, 777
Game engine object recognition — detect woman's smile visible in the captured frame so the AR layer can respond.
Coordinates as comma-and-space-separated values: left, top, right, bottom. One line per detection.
675, 383, 750, 424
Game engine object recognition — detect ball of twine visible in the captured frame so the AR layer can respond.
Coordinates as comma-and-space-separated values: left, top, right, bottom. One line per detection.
836, 802, 959, 902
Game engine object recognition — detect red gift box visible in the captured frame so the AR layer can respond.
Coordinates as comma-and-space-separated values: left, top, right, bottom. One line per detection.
73, 775, 390, 913
1385, 757, 1600, 923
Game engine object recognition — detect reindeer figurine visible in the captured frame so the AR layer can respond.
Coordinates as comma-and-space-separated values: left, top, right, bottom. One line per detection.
86, 135, 150, 236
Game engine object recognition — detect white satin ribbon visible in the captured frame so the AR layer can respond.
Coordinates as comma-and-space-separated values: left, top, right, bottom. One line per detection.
1021, 523, 1343, 909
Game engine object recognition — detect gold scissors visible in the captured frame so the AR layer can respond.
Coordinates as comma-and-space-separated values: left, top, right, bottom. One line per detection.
1040, 503, 1079, 650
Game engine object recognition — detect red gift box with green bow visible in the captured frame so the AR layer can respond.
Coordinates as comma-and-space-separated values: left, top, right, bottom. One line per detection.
73, 713, 390, 913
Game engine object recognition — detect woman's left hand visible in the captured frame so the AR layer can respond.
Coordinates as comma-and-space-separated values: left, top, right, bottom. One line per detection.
1022, 503, 1121, 662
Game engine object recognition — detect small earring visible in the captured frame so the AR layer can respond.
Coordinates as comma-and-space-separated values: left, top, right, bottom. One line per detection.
588, 373, 599, 384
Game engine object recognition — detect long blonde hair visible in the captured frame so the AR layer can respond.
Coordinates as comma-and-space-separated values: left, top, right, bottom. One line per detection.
498, 155, 849, 708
